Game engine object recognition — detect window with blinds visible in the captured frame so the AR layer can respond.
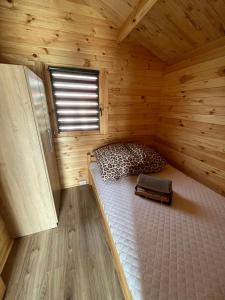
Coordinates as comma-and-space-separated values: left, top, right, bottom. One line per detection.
49, 66, 100, 133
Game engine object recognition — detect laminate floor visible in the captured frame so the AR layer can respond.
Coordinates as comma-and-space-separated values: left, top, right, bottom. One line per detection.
3, 186, 124, 300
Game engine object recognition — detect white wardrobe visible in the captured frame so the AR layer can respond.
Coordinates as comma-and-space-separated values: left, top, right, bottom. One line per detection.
0, 64, 61, 237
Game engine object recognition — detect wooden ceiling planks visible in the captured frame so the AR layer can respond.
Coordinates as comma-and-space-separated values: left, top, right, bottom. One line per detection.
118, 0, 159, 42
83, 0, 137, 26
82, 0, 225, 62
132, 0, 225, 61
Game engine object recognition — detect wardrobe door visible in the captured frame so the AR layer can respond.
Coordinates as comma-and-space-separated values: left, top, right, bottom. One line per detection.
0, 64, 58, 237
37, 77, 61, 215
25, 68, 61, 215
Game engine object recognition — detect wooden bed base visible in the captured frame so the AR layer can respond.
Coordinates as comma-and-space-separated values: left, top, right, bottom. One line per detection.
87, 152, 132, 300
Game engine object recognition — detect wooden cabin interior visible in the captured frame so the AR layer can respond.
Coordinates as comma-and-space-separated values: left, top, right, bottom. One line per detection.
0, 0, 225, 299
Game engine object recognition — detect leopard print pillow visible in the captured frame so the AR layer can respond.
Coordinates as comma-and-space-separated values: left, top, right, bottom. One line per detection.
126, 143, 167, 174
94, 143, 166, 181
94, 143, 142, 181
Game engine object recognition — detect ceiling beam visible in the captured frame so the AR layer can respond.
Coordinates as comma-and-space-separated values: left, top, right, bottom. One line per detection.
118, 0, 158, 42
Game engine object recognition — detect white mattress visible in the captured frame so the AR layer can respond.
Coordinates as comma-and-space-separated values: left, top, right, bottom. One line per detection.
90, 162, 225, 300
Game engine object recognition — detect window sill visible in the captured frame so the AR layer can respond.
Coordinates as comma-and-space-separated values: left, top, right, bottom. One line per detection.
54, 130, 104, 137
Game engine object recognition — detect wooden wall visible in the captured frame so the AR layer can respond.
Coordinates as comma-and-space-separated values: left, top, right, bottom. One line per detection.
0, 0, 164, 188
155, 42, 225, 196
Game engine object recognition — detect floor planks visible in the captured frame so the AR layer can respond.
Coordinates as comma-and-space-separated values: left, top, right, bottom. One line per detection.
2, 186, 124, 300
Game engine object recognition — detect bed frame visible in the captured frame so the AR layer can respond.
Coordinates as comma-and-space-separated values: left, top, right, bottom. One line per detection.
87, 152, 132, 300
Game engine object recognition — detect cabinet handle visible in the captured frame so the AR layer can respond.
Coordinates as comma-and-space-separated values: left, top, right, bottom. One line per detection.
47, 128, 53, 153
99, 106, 103, 117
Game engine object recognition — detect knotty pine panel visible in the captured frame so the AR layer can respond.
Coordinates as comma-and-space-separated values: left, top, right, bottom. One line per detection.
81, 0, 225, 63
0, 0, 164, 188
155, 45, 225, 196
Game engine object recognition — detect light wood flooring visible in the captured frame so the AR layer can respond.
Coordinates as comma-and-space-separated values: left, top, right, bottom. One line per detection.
2, 186, 124, 300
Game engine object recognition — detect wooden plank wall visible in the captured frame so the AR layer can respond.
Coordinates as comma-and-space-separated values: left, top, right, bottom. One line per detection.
0, 0, 164, 188
155, 42, 225, 196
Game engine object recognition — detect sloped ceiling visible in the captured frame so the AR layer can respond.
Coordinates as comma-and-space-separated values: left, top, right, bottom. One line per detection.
83, 0, 138, 26
84, 0, 225, 63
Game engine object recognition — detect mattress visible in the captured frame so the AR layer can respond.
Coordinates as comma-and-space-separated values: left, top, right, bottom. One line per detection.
89, 162, 225, 300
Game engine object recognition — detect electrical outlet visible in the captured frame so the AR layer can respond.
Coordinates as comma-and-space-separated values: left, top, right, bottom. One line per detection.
79, 180, 87, 186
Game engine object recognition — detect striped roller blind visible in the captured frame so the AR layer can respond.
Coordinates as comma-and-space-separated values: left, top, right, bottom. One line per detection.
49, 66, 100, 132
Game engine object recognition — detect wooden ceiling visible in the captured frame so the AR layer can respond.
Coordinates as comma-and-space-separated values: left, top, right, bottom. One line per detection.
84, 0, 225, 63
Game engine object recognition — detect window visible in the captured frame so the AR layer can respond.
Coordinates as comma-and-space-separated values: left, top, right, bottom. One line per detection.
49, 66, 100, 133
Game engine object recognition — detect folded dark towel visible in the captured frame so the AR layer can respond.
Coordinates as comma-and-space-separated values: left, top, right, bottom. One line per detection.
137, 174, 172, 194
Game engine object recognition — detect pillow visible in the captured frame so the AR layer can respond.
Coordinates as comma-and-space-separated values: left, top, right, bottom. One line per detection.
94, 143, 143, 181
94, 143, 166, 181
126, 143, 167, 174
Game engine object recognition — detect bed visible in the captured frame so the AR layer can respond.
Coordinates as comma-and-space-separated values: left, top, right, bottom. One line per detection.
88, 153, 225, 300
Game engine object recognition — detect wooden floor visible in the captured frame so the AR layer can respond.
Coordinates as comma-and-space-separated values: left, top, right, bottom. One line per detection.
2, 186, 124, 300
